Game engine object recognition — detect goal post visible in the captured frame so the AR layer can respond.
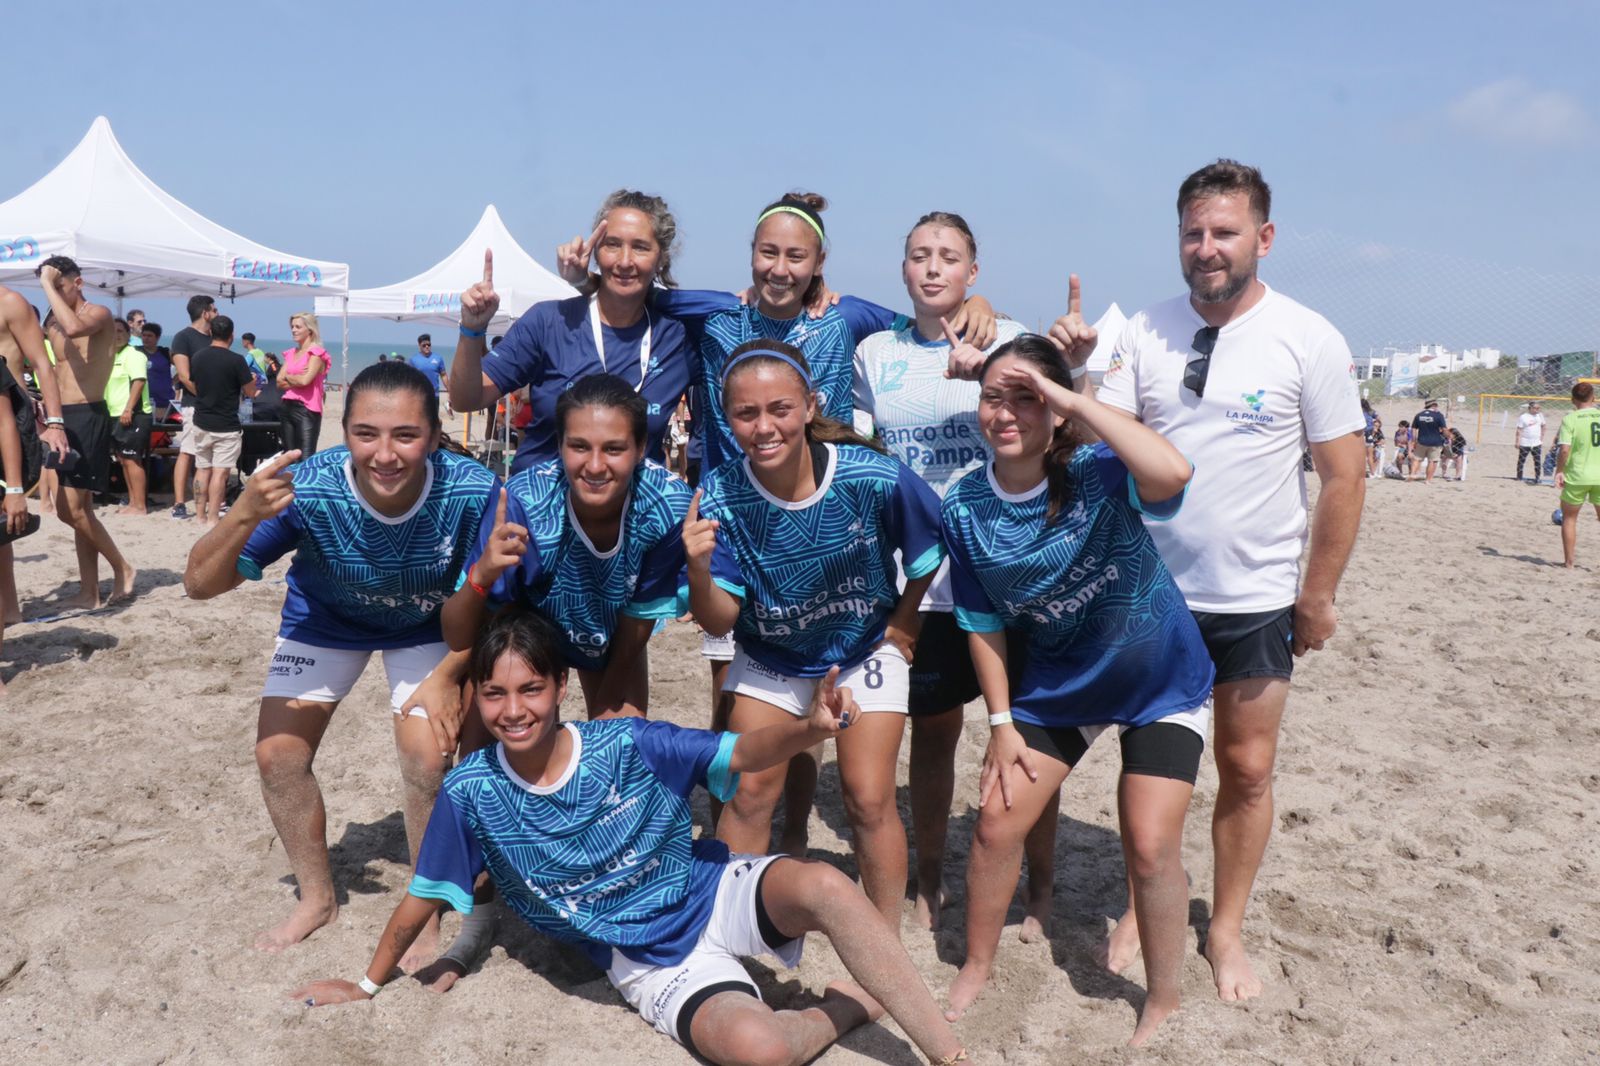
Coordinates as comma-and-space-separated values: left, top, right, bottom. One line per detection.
1476, 394, 1574, 444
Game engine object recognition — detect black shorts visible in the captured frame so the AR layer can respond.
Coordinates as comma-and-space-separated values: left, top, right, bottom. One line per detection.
1013, 718, 1206, 784
111, 411, 152, 459
1190, 605, 1294, 684
60, 401, 112, 492
907, 611, 1026, 718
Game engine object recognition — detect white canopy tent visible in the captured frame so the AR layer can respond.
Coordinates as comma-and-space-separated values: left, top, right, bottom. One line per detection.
1087, 302, 1128, 375
0, 116, 349, 310
314, 204, 573, 332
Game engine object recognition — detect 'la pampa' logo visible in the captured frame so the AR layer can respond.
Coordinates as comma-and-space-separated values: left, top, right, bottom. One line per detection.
1240, 389, 1267, 413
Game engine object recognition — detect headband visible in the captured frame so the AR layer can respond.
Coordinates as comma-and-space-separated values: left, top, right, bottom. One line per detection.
756, 203, 826, 243
721, 348, 813, 390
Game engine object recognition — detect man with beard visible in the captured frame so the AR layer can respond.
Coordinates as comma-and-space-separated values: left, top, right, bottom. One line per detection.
1094, 160, 1366, 1001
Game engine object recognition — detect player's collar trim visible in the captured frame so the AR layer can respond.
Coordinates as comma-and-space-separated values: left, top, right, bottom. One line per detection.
497, 723, 581, 795
985, 461, 1047, 503
343, 453, 435, 525
566, 489, 630, 560
744, 442, 835, 510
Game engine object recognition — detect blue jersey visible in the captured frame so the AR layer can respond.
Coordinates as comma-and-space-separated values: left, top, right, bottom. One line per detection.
654, 289, 902, 471
699, 442, 945, 676
942, 444, 1214, 728
483, 296, 692, 472
408, 352, 446, 390
469, 459, 692, 671
409, 718, 740, 968
238, 448, 498, 649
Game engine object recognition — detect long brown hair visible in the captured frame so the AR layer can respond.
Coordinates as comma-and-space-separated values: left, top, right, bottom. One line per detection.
979, 334, 1084, 525
721, 339, 884, 454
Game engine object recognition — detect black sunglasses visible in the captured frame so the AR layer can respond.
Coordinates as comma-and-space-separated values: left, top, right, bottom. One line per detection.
1184, 326, 1220, 397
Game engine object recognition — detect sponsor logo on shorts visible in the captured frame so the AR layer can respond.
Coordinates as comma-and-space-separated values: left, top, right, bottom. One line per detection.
268, 651, 317, 677
0, 236, 41, 264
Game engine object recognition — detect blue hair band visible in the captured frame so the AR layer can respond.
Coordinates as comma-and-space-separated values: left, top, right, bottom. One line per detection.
721, 348, 813, 390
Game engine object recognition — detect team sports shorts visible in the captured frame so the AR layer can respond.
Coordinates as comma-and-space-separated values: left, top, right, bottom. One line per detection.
260, 637, 450, 717
1014, 700, 1212, 784
608, 854, 804, 1055
700, 630, 737, 662
59, 401, 112, 492
723, 643, 909, 717
1560, 482, 1600, 506
1190, 605, 1295, 684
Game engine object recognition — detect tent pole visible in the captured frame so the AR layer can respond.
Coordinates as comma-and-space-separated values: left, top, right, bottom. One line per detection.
341, 297, 350, 389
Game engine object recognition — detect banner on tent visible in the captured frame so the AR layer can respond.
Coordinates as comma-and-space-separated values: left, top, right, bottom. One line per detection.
0, 237, 42, 264
1386, 352, 1419, 396
228, 256, 323, 287
409, 291, 462, 313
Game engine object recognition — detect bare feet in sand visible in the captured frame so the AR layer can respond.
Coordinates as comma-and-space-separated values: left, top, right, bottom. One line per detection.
413, 956, 467, 994
821, 980, 885, 1030
254, 898, 338, 953
115, 506, 147, 517
1018, 889, 1053, 944
399, 914, 442, 972
60, 588, 102, 611
110, 564, 137, 603
911, 880, 948, 931
1129, 996, 1179, 1047
1094, 908, 1142, 973
944, 962, 990, 1021
1204, 931, 1263, 1001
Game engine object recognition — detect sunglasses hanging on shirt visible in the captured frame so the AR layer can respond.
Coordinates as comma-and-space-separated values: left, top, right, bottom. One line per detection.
1184, 326, 1220, 397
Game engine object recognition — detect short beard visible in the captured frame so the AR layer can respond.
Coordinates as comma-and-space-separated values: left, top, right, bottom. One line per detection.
1184, 261, 1255, 305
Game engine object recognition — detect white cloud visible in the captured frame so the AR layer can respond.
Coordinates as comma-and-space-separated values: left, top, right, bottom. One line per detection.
1447, 78, 1591, 145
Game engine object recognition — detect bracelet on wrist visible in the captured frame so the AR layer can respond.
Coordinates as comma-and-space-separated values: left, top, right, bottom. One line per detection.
465, 569, 491, 597
458, 324, 486, 339
4, 487, 23, 496
357, 976, 383, 997
45, 416, 65, 426
987, 711, 1014, 727
1068, 362, 1087, 380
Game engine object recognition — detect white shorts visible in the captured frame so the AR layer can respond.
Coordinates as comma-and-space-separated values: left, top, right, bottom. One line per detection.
724, 644, 909, 717
1078, 698, 1213, 748
608, 854, 804, 1047
700, 630, 736, 661
176, 406, 198, 456
259, 637, 450, 717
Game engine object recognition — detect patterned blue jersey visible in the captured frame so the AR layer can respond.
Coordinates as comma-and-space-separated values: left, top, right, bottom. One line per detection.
238, 448, 497, 650
699, 443, 945, 677
409, 718, 740, 968
942, 444, 1214, 728
468, 459, 692, 671
653, 289, 900, 470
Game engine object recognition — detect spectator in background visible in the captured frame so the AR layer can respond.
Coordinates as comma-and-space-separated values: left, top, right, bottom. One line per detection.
1515, 401, 1547, 483
277, 311, 328, 456
108, 318, 153, 515
140, 323, 174, 417
408, 333, 446, 391
1361, 399, 1383, 478
1392, 419, 1414, 477
1409, 399, 1449, 484
1555, 380, 1600, 568
241, 332, 269, 377
252, 351, 284, 425
126, 309, 146, 346
189, 315, 257, 528
1444, 426, 1469, 480
168, 295, 217, 519
377, 353, 389, 363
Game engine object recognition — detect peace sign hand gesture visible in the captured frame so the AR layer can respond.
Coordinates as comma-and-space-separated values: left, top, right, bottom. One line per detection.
941, 316, 987, 381
556, 220, 607, 288
471, 488, 528, 587
1046, 274, 1097, 367
460, 250, 499, 332
683, 490, 720, 572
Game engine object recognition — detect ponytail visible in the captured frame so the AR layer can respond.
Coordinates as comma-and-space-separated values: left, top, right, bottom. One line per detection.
980, 335, 1084, 525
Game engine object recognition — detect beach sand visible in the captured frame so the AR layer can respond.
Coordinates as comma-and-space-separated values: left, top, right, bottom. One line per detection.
2, 412, 1597, 1065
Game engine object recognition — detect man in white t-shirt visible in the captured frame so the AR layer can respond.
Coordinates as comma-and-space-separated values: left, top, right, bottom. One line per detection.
1096, 160, 1366, 1002
1515, 401, 1547, 483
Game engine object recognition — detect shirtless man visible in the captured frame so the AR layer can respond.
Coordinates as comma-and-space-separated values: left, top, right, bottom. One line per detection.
35, 257, 135, 607
0, 283, 71, 625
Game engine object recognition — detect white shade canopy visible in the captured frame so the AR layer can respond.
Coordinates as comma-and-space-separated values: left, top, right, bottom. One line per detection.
1087, 302, 1128, 372
314, 204, 574, 328
0, 116, 348, 301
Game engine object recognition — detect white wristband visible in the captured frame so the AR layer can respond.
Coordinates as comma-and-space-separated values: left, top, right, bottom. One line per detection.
987, 711, 1014, 727
1068, 362, 1087, 380
357, 976, 383, 997
3, 487, 22, 496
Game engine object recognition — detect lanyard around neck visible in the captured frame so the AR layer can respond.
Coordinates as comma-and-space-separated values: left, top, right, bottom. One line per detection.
588, 295, 651, 389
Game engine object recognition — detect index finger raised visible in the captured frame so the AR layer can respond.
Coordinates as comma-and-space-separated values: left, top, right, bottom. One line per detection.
585, 218, 608, 255
483, 248, 494, 285
1067, 273, 1082, 316
687, 489, 702, 524
255, 449, 303, 479
494, 486, 508, 525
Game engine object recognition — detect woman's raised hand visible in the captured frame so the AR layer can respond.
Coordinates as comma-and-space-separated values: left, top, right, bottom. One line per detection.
460, 250, 500, 332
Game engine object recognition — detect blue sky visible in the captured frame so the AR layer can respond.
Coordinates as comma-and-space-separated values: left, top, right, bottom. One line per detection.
4, 0, 1598, 358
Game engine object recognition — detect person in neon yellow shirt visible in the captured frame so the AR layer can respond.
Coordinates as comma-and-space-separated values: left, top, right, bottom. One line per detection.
1554, 380, 1600, 568
107, 318, 153, 514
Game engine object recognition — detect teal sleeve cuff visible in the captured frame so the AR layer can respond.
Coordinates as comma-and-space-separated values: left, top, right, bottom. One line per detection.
711, 577, 746, 600
903, 543, 946, 580
236, 558, 263, 581
706, 732, 741, 802
1126, 461, 1191, 522
407, 876, 474, 913
954, 606, 1004, 633
621, 594, 682, 621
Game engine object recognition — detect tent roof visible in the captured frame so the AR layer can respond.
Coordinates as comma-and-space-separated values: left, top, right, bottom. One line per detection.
1087, 302, 1127, 372
314, 204, 573, 326
0, 116, 348, 300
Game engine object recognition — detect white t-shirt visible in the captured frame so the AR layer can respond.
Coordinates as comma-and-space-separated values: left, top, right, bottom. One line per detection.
1516, 412, 1546, 447
854, 318, 1026, 611
1096, 284, 1363, 613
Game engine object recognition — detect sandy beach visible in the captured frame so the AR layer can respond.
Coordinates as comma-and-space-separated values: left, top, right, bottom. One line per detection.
2, 410, 1597, 1065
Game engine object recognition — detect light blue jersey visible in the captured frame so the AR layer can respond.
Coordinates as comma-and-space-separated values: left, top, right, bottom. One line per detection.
409, 718, 740, 968
238, 448, 497, 650
699, 442, 945, 677
943, 444, 1214, 728
470, 459, 691, 671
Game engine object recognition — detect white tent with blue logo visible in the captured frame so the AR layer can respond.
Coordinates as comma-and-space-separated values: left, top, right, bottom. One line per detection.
314, 204, 573, 329
0, 116, 349, 303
